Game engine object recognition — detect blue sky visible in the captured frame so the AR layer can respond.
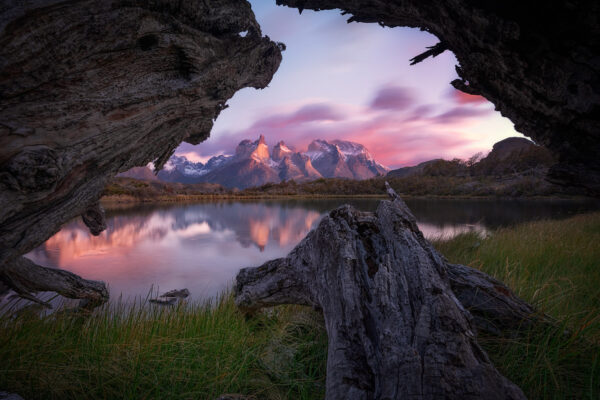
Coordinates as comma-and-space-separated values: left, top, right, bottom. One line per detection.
175, 1, 522, 169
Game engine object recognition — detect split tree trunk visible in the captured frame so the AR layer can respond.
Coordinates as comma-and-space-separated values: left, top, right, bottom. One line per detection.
235, 185, 532, 399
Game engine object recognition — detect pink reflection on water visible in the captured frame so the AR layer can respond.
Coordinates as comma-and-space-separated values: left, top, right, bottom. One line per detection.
26, 203, 323, 300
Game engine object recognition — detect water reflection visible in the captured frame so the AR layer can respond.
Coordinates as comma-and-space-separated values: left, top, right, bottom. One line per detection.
24, 198, 599, 301
27, 202, 323, 300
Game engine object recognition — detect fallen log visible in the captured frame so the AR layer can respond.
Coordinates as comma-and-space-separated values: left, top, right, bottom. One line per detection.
235, 185, 530, 399
445, 262, 551, 335
0, 256, 108, 309
0, 0, 282, 307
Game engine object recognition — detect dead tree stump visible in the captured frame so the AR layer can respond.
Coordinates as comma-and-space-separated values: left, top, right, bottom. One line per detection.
235, 185, 530, 399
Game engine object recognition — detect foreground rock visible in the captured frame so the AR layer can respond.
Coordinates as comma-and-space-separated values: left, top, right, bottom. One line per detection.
0, 1, 282, 305
235, 184, 531, 399
149, 288, 190, 305
277, 0, 600, 194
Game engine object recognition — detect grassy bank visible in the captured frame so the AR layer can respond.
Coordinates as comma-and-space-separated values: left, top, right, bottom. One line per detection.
433, 212, 600, 399
1, 213, 599, 399
0, 299, 328, 400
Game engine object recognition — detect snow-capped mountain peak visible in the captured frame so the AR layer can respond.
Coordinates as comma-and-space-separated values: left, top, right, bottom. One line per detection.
126, 136, 388, 188
272, 140, 294, 162
331, 140, 372, 160
235, 134, 270, 162
306, 139, 389, 179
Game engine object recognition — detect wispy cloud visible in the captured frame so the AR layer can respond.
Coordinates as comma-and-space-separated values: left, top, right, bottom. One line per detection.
178, 84, 504, 169
370, 85, 416, 111
432, 107, 493, 124
250, 103, 344, 131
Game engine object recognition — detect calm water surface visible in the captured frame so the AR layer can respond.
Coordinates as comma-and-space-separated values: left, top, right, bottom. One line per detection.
25, 198, 600, 302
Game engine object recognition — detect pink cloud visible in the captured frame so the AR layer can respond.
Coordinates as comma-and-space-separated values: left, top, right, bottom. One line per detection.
432, 107, 493, 123
250, 103, 345, 131
338, 116, 476, 167
370, 86, 416, 111
178, 151, 211, 163
176, 85, 502, 170
452, 90, 489, 105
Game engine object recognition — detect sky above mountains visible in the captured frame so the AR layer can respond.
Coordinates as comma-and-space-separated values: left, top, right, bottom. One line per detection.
175, 1, 523, 169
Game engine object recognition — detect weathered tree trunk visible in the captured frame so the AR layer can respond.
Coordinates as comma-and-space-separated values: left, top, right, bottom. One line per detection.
0, 256, 108, 309
235, 185, 530, 399
277, 0, 600, 194
0, 0, 282, 305
445, 262, 549, 336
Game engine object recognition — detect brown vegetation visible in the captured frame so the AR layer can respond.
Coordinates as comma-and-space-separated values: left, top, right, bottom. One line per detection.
103, 146, 576, 201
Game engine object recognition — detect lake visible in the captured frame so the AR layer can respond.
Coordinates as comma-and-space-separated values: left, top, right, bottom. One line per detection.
24, 198, 600, 303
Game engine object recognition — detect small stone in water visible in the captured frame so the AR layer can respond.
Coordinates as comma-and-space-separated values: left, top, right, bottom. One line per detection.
160, 288, 190, 299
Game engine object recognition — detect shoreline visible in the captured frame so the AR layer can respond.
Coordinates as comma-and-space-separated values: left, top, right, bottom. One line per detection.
100, 193, 599, 207
2, 213, 598, 399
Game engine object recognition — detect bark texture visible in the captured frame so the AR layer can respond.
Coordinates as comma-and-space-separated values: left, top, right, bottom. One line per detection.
235, 186, 529, 399
0, 256, 108, 309
277, 0, 600, 193
0, 0, 282, 302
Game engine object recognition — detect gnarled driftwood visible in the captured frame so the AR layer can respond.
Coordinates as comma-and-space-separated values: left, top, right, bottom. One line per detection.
0, 256, 108, 309
277, 0, 600, 193
235, 184, 532, 399
0, 0, 282, 306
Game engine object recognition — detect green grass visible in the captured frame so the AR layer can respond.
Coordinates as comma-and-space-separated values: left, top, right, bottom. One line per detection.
0, 297, 327, 400
1, 213, 599, 399
433, 212, 600, 399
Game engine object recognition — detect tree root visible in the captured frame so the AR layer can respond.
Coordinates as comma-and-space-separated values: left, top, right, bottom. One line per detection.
0, 256, 108, 310
235, 184, 529, 399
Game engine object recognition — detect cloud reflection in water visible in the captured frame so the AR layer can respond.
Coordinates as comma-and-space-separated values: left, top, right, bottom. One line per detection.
24, 198, 597, 302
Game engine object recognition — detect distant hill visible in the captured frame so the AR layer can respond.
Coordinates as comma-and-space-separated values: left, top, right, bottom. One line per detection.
387, 137, 554, 179
103, 177, 228, 200
473, 137, 555, 176
487, 137, 534, 159
387, 159, 443, 178
242, 137, 567, 198
120, 136, 389, 189
108, 137, 580, 198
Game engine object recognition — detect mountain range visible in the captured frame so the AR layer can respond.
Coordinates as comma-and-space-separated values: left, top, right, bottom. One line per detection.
120, 136, 389, 189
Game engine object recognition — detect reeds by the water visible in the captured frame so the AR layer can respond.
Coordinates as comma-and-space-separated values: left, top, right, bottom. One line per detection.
0, 296, 327, 399
1, 213, 599, 399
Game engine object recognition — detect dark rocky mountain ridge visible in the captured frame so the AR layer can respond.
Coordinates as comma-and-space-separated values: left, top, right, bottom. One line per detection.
485, 137, 537, 160
386, 159, 443, 178
386, 136, 555, 183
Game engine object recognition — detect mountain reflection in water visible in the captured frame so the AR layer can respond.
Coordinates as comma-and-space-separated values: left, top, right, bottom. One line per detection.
25, 198, 599, 301
27, 202, 323, 300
